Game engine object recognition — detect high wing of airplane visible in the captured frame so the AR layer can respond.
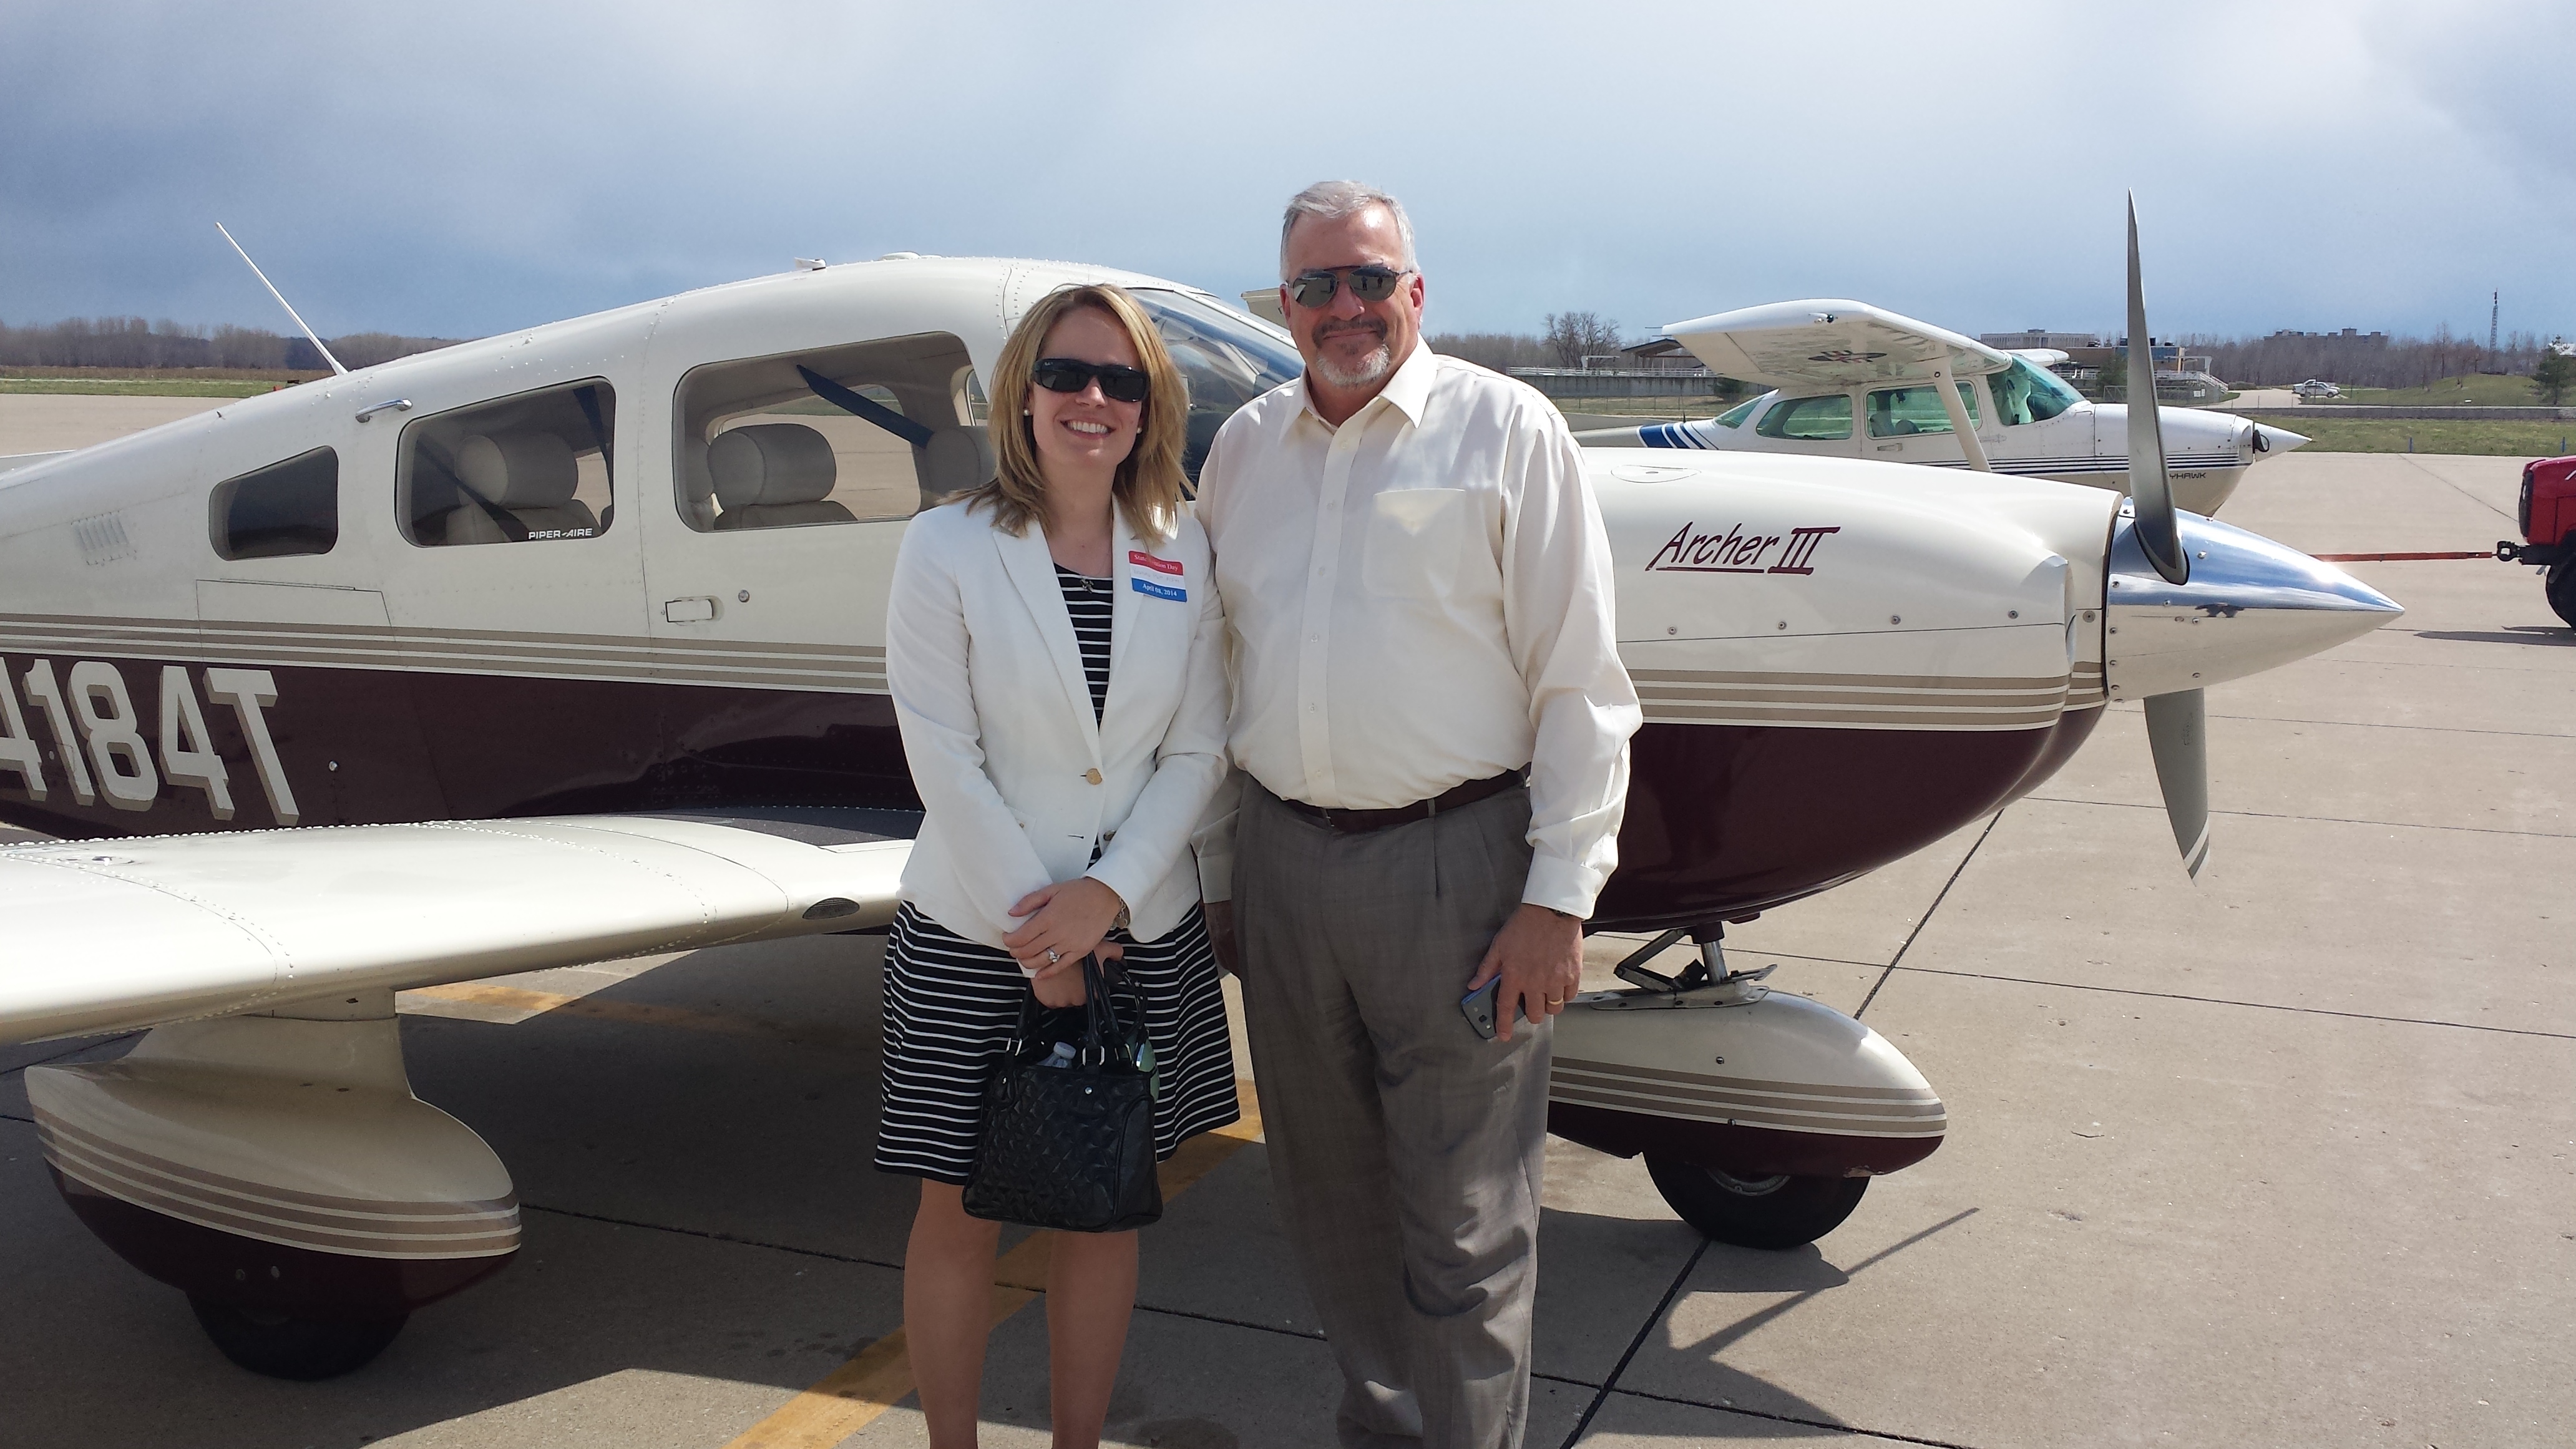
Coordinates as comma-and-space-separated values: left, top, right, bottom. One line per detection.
1577, 297, 2311, 516
0, 235, 2399, 1378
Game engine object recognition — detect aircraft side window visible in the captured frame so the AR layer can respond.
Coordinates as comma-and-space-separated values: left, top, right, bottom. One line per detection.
1991, 358, 2079, 426
1754, 394, 1852, 441
209, 447, 338, 560
673, 331, 982, 531
397, 380, 616, 547
1864, 383, 1981, 438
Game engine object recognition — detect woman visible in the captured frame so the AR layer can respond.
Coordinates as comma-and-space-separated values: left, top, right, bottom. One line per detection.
879, 282, 1238, 1449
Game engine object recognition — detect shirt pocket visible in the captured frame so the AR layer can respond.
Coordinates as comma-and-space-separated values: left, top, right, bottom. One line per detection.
1362, 488, 1468, 598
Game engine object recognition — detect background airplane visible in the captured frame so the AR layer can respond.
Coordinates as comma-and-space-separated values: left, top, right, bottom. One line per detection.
0, 234, 2398, 1378
1570, 300, 2311, 516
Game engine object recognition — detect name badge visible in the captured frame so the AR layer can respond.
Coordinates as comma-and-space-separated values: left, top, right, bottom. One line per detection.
1129, 550, 1184, 577
1131, 577, 1187, 602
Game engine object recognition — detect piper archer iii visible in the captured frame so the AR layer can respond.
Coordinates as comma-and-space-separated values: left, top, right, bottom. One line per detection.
0, 209, 2399, 1379
1573, 298, 2310, 517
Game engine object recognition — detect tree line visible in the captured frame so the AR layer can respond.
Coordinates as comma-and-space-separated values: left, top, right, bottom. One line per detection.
2179, 326, 2562, 390
0, 317, 461, 373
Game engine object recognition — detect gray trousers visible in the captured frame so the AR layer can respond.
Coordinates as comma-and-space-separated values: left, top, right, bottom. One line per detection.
1235, 780, 1550, 1449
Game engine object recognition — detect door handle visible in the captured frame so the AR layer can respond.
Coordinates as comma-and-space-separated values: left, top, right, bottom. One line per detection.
663, 597, 718, 623
1875, 443, 1901, 452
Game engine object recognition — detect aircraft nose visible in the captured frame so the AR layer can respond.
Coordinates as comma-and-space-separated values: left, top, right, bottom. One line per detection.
2102, 507, 2402, 700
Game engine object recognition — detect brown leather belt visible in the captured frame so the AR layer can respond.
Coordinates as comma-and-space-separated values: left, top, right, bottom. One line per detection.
1277, 769, 1526, 834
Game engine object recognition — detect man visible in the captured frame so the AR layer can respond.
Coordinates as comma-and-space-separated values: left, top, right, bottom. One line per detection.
1193, 180, 1640, 1449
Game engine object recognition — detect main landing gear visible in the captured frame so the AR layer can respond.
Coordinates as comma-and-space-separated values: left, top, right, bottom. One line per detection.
1547, 924, 1936, 1251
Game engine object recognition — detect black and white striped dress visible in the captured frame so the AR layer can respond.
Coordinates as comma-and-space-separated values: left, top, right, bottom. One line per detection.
874, 564, 1239, 1186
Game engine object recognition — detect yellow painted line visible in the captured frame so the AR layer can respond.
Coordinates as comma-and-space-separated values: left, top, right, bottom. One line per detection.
410, 975, 1265, 1449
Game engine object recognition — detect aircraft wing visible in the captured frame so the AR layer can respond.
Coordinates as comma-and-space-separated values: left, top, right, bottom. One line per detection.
0, 811, 912, 1046
1663, 299, 2014, 391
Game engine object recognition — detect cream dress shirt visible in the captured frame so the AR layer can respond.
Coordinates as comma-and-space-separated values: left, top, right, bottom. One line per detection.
1192, 343, 1641, 917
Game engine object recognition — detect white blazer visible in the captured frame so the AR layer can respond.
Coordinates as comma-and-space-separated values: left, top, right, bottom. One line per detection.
885, 497, 1228, 952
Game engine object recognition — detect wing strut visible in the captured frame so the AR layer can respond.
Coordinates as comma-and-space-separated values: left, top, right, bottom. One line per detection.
1926, 358, 1993, 472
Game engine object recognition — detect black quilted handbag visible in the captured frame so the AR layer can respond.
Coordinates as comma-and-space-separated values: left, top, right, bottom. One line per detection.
962, 955, 1164, 1232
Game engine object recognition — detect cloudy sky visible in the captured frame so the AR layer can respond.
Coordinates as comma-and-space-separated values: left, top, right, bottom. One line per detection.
4, 1, 2569, 346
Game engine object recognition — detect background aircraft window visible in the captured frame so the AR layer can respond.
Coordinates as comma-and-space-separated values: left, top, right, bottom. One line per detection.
1712, 396, 1762, 429
1864, 383, 1981, 438
1754, 394, 1853, 441
675, 332, 979, 530
398, 380, 615, 547
1988, 357, 2081, 426
1128, 289, 1301, 484
209, 447, 337, 560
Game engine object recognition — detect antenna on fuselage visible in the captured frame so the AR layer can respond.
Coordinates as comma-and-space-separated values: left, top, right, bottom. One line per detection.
215, 222, 348, 376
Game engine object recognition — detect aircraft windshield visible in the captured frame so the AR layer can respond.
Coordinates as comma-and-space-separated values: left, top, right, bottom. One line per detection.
1128, 289, 1302, 483
1711, 395, 1763, 429
1989, 357, 2081, 426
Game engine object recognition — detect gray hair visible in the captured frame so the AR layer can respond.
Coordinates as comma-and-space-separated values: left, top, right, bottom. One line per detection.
1279, 180, 1417, 278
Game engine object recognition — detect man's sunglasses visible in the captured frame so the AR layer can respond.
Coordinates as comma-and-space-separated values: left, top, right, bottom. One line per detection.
1031, 357, 1151, 404
1286, 265, 1412, 310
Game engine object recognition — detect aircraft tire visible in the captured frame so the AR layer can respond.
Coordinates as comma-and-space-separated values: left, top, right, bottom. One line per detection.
188, 1295, 407, 1380
2545, 557, 2576, 630
1645, 1156, 1869, 1251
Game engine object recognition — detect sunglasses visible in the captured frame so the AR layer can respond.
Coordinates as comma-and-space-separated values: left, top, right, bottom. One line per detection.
1031, 356, 1150, 404
1286, 265, 1412, 310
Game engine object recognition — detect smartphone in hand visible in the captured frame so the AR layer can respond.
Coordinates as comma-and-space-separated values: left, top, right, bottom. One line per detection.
1461, 978, 1523, 1040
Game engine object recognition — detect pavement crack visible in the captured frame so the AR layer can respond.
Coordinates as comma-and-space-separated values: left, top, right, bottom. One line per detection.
1856, 809, 2004, 1018
1880, 965, 2576, 1040
2021, 794, 2575, 841
2208, 711, 2574, 740
519, 1202, 906, 1272
1601, 1384, 1991, 1449
1559, 1236, 1710, 1448
1129, 1300, 1326, 1343
2398, 454, 2516, 522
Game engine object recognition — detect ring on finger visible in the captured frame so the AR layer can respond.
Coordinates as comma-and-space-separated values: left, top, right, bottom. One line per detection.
1046, 948, 1061, 965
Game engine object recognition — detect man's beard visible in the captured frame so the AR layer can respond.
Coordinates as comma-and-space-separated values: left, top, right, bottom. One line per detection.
1309, 321, 1394, 389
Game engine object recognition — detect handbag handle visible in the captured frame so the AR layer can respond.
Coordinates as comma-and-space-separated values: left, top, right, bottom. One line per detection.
1008, 955, 1136, 1067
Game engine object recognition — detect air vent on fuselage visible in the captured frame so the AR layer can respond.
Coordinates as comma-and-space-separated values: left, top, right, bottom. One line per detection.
72, 512, 135, 566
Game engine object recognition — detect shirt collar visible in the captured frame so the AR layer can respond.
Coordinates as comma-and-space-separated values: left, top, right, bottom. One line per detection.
1297, 338, 1436, 432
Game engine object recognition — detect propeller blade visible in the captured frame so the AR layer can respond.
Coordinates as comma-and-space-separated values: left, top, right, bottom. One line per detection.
2143, 688, 2210, 879
2125, 193, 2189, 585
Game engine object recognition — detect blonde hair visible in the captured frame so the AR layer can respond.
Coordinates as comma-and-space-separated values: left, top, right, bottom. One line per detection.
965, 283, 1187, 542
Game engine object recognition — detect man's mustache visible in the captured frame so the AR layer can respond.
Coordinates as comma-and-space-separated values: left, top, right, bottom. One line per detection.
1311, 317, 1388, 346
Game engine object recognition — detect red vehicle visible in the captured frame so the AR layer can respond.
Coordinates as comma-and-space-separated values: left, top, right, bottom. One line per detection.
2499, 454, 2576, 627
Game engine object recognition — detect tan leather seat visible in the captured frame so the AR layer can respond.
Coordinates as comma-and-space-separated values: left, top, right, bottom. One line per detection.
710, 424, 852, 530
439, 432, 600, 545
920, 425, 993, 511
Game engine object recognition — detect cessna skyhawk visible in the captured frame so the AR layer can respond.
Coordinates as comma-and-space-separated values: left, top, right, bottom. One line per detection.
0, 212, 2397, 1378
1573, 299, 2311, 516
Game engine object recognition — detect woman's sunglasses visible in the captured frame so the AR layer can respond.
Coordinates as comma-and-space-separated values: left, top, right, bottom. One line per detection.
1031, 357, 1150, 404
1286, 265, 1412, 310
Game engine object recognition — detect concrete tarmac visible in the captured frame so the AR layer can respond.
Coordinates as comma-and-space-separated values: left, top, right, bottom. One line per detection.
1, 444, 2569, 1447
0, 393, 228, 456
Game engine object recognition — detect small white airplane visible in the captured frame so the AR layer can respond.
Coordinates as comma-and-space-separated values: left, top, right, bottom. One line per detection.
0, 206, 2398, 1378
1573, 300, 2310, 516
2291, 378, 2343, 400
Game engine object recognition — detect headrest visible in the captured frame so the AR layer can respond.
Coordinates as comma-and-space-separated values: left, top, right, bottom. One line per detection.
454, 432, 578, 508
710, 424, 838, 510
923, 426, 994, 495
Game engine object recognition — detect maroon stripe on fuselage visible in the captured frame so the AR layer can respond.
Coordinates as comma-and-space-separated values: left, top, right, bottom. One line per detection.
0, 653, 2074, 933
